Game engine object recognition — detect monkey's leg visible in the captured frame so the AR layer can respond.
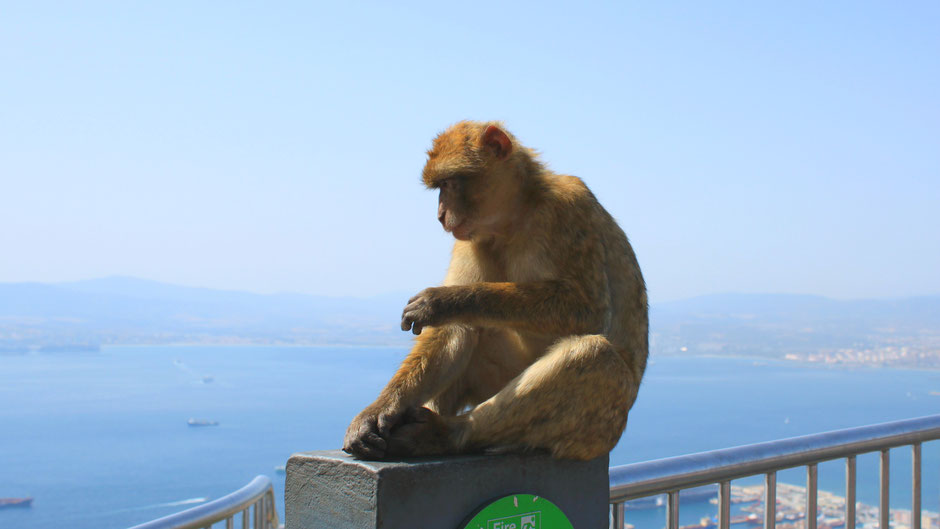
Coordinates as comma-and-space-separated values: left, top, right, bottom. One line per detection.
383, 329, 532, 458
459, 334, 637, 460
426, 328, 529, 416
344, 324, 478, 459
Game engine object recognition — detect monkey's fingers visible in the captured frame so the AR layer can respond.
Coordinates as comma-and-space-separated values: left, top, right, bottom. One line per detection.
345, 431, 387, 460
401, 309, 425, 334
403, 406, 434, 423
377, 411, 403, 436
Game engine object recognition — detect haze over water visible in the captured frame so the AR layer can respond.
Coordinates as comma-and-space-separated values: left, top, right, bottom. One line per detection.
1, 346, 937, 529
2, 3, 938, 529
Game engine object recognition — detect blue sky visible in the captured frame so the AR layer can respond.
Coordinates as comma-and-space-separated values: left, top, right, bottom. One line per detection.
1, 1, 937, 302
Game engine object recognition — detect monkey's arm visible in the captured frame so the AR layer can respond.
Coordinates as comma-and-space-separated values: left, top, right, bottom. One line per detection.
378, 324, 476, 410
343, 324, 475, 459
402, 279, 608, 337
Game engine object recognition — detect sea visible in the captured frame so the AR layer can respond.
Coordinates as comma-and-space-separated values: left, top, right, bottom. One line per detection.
1, 345, 938, 529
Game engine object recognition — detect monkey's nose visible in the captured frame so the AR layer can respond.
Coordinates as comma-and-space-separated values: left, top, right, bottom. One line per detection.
438, 211, 446, 226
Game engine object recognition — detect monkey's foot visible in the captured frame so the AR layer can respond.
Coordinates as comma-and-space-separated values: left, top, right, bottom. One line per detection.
386, 406, 464, 458
343, 408, 406, 460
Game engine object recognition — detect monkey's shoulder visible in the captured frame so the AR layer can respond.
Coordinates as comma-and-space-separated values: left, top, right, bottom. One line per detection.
537, 175, 609, 224
544, 173, 590, 199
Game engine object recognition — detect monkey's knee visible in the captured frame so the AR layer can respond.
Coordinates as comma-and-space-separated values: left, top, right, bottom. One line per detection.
545, 335, 634, 459
554, 335, 627, 378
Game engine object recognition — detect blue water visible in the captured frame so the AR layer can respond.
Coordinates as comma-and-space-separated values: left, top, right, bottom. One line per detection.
0, 346, 938, 529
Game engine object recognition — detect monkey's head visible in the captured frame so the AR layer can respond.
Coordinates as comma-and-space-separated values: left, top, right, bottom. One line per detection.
421, 121, 529, 241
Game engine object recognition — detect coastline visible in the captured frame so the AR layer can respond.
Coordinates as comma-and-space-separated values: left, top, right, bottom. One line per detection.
9, 343, 939, 375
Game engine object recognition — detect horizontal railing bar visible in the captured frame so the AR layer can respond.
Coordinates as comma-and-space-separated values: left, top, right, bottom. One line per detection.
610, 415, 940, 502
127, 476, 273, 529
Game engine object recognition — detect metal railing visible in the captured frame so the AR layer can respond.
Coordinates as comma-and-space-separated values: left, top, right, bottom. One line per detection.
127, 475, 279, 529
609, 415, 940, 529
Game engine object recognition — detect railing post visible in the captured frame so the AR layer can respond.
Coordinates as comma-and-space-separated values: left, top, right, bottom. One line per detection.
612, 502, 625, 529
719, 481, 731, 529
880, 449, 890, 529
807, 464, 818, 529
286, 450, 610, 529
846, 456, 856, 529
912, 443, 921, 529
765, 471, 776, 529
667, 490, 679, 529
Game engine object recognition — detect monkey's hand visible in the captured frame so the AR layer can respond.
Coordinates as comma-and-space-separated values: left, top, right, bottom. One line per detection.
343, 406, 403, 460
386, 406, 466, 458
401, 287, 449, 335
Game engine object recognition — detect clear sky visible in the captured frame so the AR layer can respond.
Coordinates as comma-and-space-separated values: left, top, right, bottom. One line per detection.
1, 2, 937, 302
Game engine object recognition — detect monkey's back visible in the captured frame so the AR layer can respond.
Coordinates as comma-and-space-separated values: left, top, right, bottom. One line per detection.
544, 174, 649, 380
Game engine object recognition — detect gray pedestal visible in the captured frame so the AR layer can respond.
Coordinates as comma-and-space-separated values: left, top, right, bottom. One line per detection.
285, 450, 609, 529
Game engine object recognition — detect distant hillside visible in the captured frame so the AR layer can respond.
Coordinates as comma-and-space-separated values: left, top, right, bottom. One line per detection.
655, 292, 940, 326
0, 276, 411, 348
0, 277, 937, 358
651, 292, 940, 359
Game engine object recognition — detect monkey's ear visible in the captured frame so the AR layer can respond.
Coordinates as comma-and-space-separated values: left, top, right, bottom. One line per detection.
482, 125, 512, 160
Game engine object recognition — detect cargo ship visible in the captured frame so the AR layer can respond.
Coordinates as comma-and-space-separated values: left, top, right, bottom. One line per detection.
0, 497, 33, 509
187, 418, 219, 427
624, 485, 717, 510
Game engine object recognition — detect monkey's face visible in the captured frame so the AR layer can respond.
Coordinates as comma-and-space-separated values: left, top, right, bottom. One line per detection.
434, 172, 520, 241
435, 172, 500, 241
435, 175, 476, 241
423, 122, 517, 241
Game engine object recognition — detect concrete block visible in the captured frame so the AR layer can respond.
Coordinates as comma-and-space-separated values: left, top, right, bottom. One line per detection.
285, 450, 609, 529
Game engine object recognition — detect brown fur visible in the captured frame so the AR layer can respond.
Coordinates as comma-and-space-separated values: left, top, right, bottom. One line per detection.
343, 121, 648, 461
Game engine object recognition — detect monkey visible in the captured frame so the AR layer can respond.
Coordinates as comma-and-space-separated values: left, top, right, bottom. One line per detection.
343, 121, 648, 461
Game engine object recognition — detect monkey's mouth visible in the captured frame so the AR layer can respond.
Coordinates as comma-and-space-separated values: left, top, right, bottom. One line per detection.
450, 221, 471, 241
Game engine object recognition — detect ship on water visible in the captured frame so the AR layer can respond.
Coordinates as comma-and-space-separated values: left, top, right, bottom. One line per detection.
187, 418, 219, 427
624, 485, 717, 510
0, 497, 33, 509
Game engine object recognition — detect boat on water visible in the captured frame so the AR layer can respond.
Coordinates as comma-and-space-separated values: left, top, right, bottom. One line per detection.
187, 418, 219, 427
0, 497, 33, 509
625, 485, 718, 510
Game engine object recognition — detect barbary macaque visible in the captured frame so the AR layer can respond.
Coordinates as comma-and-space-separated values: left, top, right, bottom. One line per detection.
343, 121, 648, 460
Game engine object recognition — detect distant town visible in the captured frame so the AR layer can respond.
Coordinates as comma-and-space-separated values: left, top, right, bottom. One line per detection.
1, 278, 939, 371
782, 343, 940, 370
625, 483, 939, 529
660, 335, 940, 370
731, 483, 938, 529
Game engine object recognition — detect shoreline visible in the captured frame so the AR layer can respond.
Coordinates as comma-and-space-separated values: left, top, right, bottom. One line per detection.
5, 344, 939, 374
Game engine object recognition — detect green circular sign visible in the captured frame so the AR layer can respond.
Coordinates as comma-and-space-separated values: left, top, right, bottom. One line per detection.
462, 494, 573, 529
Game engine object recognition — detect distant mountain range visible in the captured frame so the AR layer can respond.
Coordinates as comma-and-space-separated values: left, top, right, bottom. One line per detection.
0, 276, 938, 356
0, 276, 412, 349
654, 292, 940, 326
652, 292, 940, 358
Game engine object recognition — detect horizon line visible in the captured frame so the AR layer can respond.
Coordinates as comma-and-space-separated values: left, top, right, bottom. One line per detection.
1, 274, 937, 303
